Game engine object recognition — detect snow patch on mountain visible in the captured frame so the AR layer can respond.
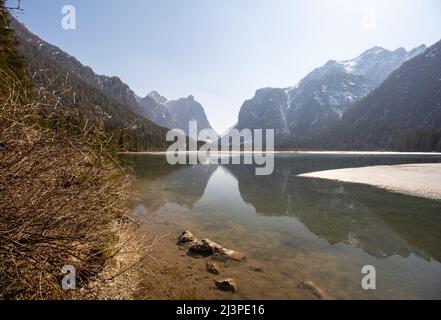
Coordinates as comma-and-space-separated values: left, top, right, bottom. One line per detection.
232, 43, 428, 145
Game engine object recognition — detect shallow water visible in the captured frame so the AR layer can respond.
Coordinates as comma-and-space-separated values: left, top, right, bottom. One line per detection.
122, 154, 441, 299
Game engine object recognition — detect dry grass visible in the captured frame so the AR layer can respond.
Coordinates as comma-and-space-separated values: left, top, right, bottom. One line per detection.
0, 69, 142, 299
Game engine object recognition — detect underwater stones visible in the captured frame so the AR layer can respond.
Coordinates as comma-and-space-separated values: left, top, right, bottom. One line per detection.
214, 249, 246, 262
298, 280, 328, 300
249, 266, 264, 273
178, 231, 244, 263
190, 239, 223, 255
214, 278, 237, 293
206, 261, 220, 275
178, 230, 196, 244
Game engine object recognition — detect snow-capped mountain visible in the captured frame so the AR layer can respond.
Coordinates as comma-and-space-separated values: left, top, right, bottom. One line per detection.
337, 45, 427, 85
234, 45, 427, 146
319, 40, 441, 151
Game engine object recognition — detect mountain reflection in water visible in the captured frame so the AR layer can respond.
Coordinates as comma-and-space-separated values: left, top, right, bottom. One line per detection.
122, 154, 441, 299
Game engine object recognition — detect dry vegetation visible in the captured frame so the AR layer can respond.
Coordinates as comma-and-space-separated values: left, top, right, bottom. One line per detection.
0, 67, 143, 299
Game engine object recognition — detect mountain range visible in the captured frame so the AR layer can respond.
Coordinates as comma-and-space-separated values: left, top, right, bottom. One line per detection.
11, 18, 214, 150
320, 40, 441, 151
138, 92, 215, 135
229, 44, 438, 150
11, 18, 172, 151
11, 16, 441, 152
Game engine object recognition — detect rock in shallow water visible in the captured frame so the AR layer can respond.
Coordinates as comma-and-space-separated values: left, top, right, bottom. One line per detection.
214, 279, 237, 292
190, 239, 223, 254
178, 230, 195, 244
206, 261, 220, 275
180, 232, 245, 262
213, 249, 246, 262
298, 280, 329, 300
189, 239, 245, 261
249, 266, 264, 273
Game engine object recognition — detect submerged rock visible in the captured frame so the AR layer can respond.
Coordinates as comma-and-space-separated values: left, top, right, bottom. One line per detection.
190, 239, 223, 254
182, 233, 245, 262
214, 279, 237, 293
206, 261, 220, 275
214, 249, 246, 262
298, 280, 329, 300
249, 266, 264, 273
190, 239, 245, 261
178, 231, 195, 244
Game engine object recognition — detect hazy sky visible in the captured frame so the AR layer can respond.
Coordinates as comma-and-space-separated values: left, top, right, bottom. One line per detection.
9, 0, 441, 133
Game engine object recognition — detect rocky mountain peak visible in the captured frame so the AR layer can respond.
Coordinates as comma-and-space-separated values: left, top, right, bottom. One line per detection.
337, 45, 427, 85
147, 90, 168, 105
166, 95, 214, 134
233, 42, 429, 147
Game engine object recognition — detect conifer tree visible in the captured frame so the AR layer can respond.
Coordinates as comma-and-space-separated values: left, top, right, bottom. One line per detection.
0, 0, 27, 92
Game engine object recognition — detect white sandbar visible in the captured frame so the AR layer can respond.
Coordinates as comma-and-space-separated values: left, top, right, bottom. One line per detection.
298, 163, 441, 201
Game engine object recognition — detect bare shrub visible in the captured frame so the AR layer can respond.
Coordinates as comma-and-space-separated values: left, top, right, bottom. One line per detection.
0, 69, 140, 299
